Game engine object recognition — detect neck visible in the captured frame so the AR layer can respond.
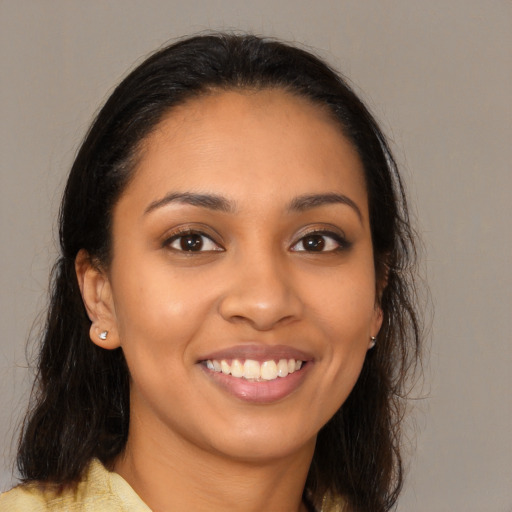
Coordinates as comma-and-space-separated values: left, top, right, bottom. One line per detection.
114, 415, 316, 512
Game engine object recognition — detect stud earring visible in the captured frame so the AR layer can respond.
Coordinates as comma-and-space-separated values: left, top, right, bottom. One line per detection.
369, 336, 376, 349
99, 331, 108, 340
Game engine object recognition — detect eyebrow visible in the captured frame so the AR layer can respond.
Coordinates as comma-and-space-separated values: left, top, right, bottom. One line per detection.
144, 192, 235, 215
144, 191, 363, 222
288, 193, 363, 222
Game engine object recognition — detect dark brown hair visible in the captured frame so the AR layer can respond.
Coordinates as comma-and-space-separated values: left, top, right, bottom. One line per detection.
17, 33, 422, 512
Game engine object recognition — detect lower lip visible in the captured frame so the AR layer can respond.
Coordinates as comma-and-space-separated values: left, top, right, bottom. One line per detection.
199, 363, 311, 404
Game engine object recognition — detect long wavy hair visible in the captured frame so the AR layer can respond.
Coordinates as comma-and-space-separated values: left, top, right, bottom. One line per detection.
17, 33, 422, 512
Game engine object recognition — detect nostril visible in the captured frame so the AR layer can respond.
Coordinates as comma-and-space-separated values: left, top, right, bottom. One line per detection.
224, 311, 299, 332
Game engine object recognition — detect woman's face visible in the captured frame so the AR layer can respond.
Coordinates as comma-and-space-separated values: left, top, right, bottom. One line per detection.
92, 89, 382, 463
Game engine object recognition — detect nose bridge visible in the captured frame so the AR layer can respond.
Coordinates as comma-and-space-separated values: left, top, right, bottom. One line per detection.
218, 242, 302, 330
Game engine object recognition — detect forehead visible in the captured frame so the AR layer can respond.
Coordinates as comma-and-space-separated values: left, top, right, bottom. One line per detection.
122, 88, 368, 215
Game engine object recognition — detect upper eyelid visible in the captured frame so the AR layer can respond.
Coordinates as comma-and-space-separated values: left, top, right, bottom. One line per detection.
162, 225, 222, 242
292, 227, 348, 242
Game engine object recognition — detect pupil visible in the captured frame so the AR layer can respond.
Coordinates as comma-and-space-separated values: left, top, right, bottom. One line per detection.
303, 235, 324, 251
180, 234, 203, 251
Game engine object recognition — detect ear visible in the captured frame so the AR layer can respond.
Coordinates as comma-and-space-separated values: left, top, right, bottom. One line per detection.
369, 269, 386, 348
372, 255, 389, 334
375, 255, 390, 301
371, 304, 384, 337
75, 249, 120, 350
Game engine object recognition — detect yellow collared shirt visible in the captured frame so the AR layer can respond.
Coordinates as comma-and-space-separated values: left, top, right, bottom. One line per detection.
0, 459, 151, 511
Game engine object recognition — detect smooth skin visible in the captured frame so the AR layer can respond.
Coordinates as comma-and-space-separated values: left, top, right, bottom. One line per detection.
76, 89, 383, 512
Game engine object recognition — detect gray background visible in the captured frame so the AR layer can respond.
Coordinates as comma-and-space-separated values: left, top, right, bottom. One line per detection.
1, 1, 511, 511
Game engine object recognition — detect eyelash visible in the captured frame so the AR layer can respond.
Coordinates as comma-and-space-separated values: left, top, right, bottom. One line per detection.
290, 230, 350, 253
163, 228, 349, 254
164, 228, 223, 253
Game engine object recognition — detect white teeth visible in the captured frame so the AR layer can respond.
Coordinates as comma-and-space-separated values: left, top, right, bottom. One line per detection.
205, 358, 304, 381
221, 360, 230, 375
231, 359, 244, 378
260, 360, 278, 380
243, 359, 261, 379
277, 359, 289, 378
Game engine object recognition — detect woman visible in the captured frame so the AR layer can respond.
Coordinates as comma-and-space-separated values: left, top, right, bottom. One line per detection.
1, 33, 422, 512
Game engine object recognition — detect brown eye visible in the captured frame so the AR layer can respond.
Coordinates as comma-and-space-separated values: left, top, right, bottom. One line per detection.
167, 232, 222, 252
302, 235, 326, 252
179, 234, 204, 251
291, 231, 347, 253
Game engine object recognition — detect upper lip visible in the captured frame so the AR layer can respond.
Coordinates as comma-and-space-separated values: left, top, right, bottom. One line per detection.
197, 344, 314, 363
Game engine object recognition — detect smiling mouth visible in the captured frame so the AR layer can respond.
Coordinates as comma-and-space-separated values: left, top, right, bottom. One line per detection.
203, 358, 304, 381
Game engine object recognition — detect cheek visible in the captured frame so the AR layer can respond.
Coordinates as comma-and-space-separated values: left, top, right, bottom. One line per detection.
111, 273, 207, 408
306, 264, 376, 397
310, 265, 377, 338
110, 257, 212, 358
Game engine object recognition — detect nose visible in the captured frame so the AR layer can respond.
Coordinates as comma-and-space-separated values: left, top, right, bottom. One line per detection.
218, 250, 303, 331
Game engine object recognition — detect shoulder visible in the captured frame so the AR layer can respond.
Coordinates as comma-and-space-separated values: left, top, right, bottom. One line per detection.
0, 482, 52, 511
0, 460, 150, 512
